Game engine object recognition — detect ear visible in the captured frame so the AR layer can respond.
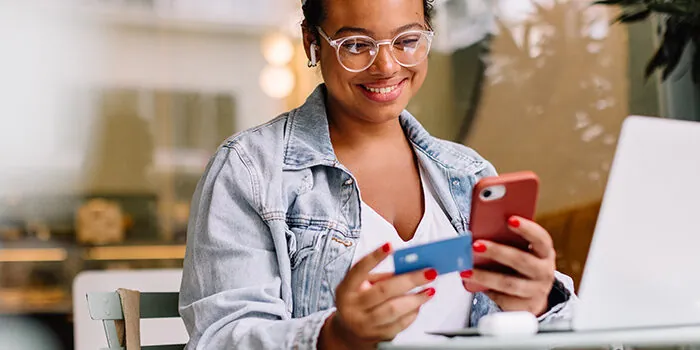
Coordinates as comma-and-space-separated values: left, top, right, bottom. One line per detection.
301, 20, 318, 63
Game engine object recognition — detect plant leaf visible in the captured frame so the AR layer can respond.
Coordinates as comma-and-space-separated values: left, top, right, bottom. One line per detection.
691, 35, 700, 83
660, 18, 692, 80
592, 0, 624, 5
592, 0, 645, 5
614, 9, 652, 23
645, 46, 668, 80
647, 3, 692, 15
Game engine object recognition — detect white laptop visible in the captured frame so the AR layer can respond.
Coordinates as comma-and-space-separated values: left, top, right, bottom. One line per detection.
437, 115, 700, 336
573, 115, 700, 331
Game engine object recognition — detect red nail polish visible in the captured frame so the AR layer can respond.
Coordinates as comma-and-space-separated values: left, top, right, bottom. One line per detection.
424, 287, 436, 297
473, 242, 487, 253
381, 243, 391, 253
508, 217, 521, 228
424, 269, 438, 281
460, 270, 473, 279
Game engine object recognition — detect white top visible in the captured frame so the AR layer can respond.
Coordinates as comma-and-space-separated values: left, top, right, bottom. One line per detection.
351, 168, 472, 344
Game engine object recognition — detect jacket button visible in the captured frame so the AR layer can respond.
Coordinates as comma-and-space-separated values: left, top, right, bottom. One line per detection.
344, 179, 354, 186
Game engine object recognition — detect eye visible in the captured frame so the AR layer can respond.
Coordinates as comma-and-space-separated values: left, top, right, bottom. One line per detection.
394, 35, 421, 50
341, 39, 373, 54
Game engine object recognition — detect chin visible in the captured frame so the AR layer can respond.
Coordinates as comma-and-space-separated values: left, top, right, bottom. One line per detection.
365, 105, 407, 123
353, 88, 414, 123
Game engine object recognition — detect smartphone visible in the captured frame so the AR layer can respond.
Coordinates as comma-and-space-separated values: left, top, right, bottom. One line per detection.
467, 171, 539, 291
393, 235, 472, 276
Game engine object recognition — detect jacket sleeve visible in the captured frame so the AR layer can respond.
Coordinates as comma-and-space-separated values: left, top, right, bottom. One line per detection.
469, 272, 578, 326
179, 142, 334, 350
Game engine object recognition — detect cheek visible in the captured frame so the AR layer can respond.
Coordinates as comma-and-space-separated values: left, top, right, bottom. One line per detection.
319, 48, 341, 79
320, 64, 362, 104
410, 63, 428, 84
406, 65, 428, 96
320, 63, 358, 89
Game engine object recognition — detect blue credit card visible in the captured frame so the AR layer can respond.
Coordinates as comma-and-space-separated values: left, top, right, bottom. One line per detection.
393, 235, 472, 275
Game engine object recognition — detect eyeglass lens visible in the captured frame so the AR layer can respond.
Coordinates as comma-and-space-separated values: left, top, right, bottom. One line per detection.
336, 31, 431, 71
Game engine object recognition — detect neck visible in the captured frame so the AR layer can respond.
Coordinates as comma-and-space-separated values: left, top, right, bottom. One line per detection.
326, 101, 407, 152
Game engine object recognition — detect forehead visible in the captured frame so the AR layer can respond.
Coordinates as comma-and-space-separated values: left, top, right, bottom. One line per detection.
323, 0, 425, 36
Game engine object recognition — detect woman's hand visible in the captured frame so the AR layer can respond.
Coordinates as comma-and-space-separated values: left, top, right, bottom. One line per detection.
319, 243, 437, 350
461, 216, 556, 316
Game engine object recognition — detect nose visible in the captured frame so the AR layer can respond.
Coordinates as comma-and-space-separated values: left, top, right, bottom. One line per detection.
368, 43, 399, 75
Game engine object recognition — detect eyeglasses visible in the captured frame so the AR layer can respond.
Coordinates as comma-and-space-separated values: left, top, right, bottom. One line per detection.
317, 27, 434, 73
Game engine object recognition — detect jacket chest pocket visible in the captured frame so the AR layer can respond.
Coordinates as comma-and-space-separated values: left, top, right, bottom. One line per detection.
286, 224, 356, 317
286, 224, 329, 317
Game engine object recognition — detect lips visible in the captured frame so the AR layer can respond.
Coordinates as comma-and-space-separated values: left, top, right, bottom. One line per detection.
361, 83, 401, 94
357, 79, 407, 103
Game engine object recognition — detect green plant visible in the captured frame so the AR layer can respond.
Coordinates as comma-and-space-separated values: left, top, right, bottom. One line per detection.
594, 0, 700, 82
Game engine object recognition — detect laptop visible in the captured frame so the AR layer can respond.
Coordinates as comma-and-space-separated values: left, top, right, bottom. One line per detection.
434, 115, 700, 336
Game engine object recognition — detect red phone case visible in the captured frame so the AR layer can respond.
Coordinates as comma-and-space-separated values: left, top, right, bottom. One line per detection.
466, 171, 539, 292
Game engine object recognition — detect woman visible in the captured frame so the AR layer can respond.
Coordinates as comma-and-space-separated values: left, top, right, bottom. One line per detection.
179, 0, 576, 348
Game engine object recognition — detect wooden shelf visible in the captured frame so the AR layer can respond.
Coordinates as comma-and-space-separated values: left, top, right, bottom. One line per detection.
0, 243, 186, 262
83, 244, 186, 261
0, 288, 71, 315
0, 248, 68, 262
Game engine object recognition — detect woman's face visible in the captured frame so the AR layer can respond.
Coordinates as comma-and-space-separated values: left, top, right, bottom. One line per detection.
305, 0, 429, 124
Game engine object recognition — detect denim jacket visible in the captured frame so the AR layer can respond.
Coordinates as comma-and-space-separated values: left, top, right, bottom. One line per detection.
179, 85, 577, 349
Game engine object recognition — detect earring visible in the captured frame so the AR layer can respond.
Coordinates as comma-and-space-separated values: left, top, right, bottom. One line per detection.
308, 43, 318, 67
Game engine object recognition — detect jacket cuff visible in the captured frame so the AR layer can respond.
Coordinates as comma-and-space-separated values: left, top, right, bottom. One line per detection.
537, 278, 573, 322
470, 272, 577, 327
293, 307, 336, 350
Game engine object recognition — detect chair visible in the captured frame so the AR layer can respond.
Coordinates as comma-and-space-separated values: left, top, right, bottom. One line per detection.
86, 291, 185, 350
73, 269, 188, 350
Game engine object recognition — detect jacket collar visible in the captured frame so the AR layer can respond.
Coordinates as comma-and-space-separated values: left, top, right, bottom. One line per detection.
283, 85, 337, 169
283, 84, 483, 173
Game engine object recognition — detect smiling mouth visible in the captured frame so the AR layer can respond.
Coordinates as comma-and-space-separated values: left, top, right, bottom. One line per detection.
359, 78, 407, 93
360, 84, 400, 94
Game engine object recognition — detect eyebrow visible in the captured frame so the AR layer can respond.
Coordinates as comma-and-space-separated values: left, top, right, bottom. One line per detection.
333, 22, 425, 38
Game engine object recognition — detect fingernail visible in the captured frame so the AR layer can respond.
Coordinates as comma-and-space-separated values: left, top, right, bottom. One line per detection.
424, 269, 438, 281
381, 243, 391, 253
473, 241, 487, 253
460, 270, 473, 279
508, 217, 521, 228
424, 287, 436, 297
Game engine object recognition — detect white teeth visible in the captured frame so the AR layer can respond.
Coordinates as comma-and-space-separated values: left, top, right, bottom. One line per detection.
364, 84, 398, 94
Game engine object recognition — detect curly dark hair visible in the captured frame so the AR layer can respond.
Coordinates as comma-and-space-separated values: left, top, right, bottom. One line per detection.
302, 0, 435, 37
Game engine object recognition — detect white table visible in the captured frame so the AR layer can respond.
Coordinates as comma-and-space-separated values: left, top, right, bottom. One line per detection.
379, 325, 700, 349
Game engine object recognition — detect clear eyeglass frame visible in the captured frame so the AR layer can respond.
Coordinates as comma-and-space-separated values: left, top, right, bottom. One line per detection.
316, 26, 435, 72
